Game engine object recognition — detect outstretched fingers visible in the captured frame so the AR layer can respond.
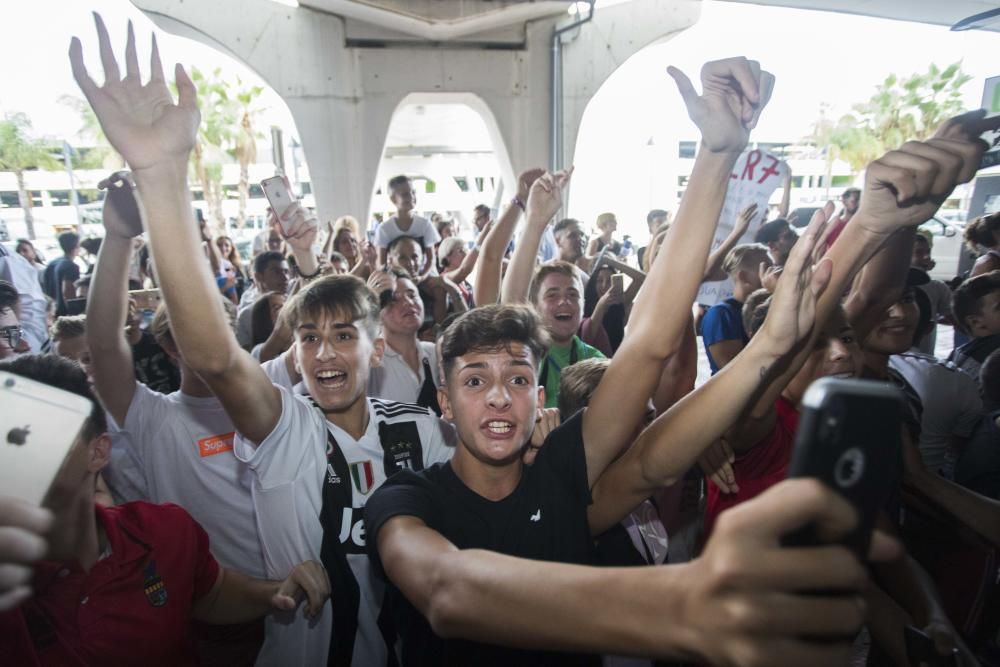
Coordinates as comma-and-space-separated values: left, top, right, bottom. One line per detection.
175, 63, 198, 110
68, 37, 100, 102
93, 12, 121, 85
150, 33, 165, 84
124, 20, 140, 83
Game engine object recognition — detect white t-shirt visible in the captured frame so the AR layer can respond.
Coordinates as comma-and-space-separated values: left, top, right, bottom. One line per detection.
233, 389, 455, 666
375, 215, 440, 251
368, 340, 439, 404
890, 351, 983, 478
119, 382, 266, 578
0, 244, 48, 352
915, 279, 953, 356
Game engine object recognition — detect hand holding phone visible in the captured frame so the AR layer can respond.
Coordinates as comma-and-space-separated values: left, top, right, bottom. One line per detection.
781, 377, 903, 558
0, 372, 93, 507
261, 176, 296, 234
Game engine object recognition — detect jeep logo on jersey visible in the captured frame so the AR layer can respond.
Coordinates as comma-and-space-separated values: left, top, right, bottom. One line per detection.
142, 561, 168, 607
337, 506, 368, 553
390, 441, 414, 470
349, 460, 375, 495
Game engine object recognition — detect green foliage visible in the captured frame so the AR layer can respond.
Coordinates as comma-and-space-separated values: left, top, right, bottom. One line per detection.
811, 61, 973, 171
58, 94, 123, 169
0, 113, 60, 173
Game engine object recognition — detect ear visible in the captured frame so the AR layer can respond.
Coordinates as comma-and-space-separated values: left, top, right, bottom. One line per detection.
537, 384, 545, 409
370, 335, 385, 369
438, 385, 454, 422
89, 433, 112, 473
292, 340, 303, 376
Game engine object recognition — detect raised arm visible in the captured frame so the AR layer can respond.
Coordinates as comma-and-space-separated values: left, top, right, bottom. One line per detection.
777, 167, 792, 219
70, 16, 281, 444
442, 225, 488, 285
473, 169, 543, 305
703, 202, 757, 283
374, 479, 891, 665
86, 172, 142, 426
729, 114, 998, 450
500, 169, 570, 304
589, 208, 830, 533
580, 58, 775, 487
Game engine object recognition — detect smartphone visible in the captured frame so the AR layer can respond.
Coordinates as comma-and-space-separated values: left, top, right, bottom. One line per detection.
65, 297, 87, 316
261, 175, 296, 233
611, 273, 624, 294
0, 372, 93, 506
129, 288, 161, 329
781, 377, 903, 558
904, 625, 958, 667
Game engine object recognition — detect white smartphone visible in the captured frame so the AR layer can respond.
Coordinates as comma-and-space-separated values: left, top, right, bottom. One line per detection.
0, 372, 94, 506
261, 175, 296, 233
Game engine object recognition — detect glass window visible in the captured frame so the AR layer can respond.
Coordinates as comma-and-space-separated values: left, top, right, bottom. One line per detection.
299, 182, 312, 196
475, 177, 484, 192
0, 192, 19, 208
791, 176, 804, 188
30, 191, 43, 207
454, 177, 469, 192
49, 191, 71, 206
76, 189, 102, 204
678, 141, 697, 159
249, 184, 265, 199
677, 175, 690, 187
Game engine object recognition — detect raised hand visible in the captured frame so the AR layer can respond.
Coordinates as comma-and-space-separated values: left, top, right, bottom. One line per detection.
756, 205, 833, 356
525, 407, 561, 465
525, 168, 573, 227
733, 202, 758, 238
70, 15, 199, 172
667, 58, 774, 155
855, 110, 1000, 236
277, 201, 319, 254
517, 167, 547, 202
99, 171, 143, 239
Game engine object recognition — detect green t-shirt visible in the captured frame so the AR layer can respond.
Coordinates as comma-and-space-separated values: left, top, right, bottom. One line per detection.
541, 336, 606, 408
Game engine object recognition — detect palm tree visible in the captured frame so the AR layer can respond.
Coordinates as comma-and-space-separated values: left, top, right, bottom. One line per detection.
0, 113, 60, 240
229, 78, 264, 229
175, 67, 236, 233
58, 94, 124, 170
810, 61, 972, 173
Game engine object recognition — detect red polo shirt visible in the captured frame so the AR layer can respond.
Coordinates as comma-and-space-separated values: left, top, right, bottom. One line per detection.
0, 501, 220, 666
705, 397, 800, 537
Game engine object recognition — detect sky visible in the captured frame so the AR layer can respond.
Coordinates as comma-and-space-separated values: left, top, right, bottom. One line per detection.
2, 0, 999, 234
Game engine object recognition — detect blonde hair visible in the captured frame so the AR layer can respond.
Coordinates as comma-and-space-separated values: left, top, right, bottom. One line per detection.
51, 315, 86, 342
722, 244, 769, 276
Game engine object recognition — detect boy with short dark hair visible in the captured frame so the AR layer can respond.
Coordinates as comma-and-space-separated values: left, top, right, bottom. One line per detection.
950, 270, 1000, 379
376, 175, 439, 276
43, 231, 81, 316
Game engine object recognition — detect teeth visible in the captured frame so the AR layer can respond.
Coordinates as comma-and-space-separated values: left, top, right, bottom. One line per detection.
486, 421, 512, 434
317, 370, 345, 380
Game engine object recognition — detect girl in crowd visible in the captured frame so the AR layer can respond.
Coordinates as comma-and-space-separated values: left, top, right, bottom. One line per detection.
216, 235, 249, 298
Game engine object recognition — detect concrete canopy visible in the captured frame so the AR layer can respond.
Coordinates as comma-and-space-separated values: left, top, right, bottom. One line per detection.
131, 0, 998, 224
131, 0, 699, 225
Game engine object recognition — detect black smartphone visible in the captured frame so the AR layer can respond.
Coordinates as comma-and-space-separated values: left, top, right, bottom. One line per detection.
781, 377, 903, 558
904, 625, 959, 667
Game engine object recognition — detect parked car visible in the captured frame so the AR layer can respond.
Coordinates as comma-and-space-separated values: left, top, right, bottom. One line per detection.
918, 216, 974, 282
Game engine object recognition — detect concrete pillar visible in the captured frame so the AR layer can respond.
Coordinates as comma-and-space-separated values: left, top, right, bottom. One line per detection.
132, 0, 699, 225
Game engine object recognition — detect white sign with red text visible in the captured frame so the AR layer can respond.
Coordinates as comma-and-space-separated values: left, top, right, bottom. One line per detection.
696, 149, 789, 306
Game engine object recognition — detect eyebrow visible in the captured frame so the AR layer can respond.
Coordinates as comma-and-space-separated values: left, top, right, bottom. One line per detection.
297, 322, 359, 332
458, 359, 535, 372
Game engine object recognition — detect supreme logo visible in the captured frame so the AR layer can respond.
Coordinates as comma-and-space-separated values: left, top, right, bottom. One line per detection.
197, 432, 235, 458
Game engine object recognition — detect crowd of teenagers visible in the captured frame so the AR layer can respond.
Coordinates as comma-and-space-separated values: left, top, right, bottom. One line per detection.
2, 14, 1000, 667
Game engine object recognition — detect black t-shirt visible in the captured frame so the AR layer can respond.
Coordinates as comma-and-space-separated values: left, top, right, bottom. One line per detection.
365, 410, 599, 667
132, 330, 180, 394
43, 257, 80, 316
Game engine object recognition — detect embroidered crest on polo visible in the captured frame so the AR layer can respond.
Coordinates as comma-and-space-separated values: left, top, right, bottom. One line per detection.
142, 561, 168, 607
349, 460, 376, 495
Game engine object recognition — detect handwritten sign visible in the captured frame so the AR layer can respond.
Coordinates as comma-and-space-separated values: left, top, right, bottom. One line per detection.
697, 149, 789, 306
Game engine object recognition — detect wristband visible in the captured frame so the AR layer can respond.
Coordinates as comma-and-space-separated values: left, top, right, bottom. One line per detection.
511, 196, 525, 211
298, 264, 323, 280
